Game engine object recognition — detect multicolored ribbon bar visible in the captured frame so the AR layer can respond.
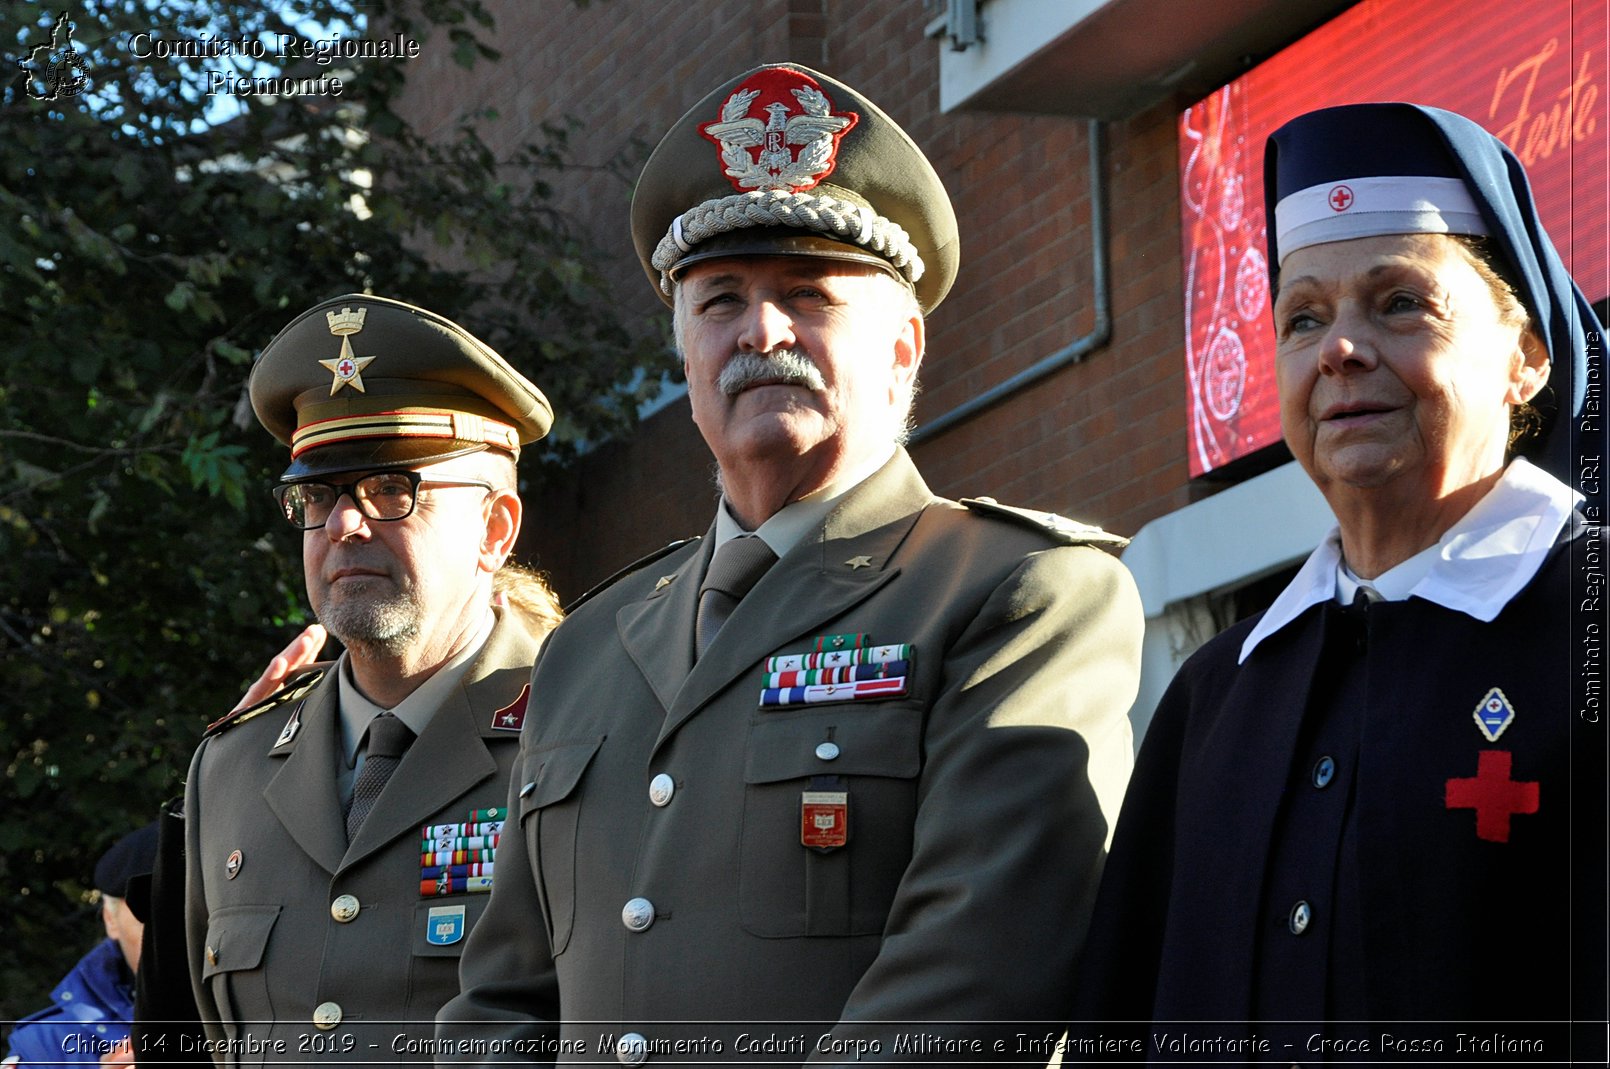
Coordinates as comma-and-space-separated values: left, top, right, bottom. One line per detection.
420, 862, 495, 880
421, 820, 505, 839
765, 659, 909, 689
760, 676, 909, 707
421, 834, 501, 852
421, 848, 497, 867
812, 633, 869, 652
766, 643, 912, 674
421, 807, 503, 898
420, 875, 494, 896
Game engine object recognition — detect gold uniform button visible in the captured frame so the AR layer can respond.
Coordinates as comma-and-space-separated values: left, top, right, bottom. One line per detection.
330, 894, 360, 923
312, 1002, 342, 1030
205, 945, 218, 967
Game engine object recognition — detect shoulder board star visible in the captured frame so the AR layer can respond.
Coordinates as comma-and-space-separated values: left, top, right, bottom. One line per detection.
563, 536, 702, 614
655, 575, 675, 590
960, 497, 1129, 549
844, 555, 873, 570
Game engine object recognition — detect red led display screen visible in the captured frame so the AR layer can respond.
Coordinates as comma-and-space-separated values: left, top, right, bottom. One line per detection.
1179, 0, 1606, 476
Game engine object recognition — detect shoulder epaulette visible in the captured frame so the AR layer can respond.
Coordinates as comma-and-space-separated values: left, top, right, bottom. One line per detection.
562, 536, 701, 615
204, 663, 331, 739
960, 497, 1130, 549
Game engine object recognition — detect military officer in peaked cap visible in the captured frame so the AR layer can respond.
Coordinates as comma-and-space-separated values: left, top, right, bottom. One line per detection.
439, 64, 1144, 1062
181, 295, 562, 1064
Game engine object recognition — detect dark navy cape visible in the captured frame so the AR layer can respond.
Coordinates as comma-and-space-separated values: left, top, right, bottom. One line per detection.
1073, 530, 1606, 1059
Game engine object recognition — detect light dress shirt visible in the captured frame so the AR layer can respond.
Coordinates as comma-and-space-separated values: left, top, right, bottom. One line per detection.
710, 445, 896, 556
1240, 458, 1579, 663
334, 608, 496, 805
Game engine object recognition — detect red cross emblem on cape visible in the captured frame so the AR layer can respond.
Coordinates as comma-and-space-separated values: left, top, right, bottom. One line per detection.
1444, 750, 1539, 843
699, 67, 858, 193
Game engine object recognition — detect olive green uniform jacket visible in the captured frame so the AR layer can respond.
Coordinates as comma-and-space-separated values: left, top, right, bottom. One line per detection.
184, 610, 539, 1065
438, 452, 1142, 1063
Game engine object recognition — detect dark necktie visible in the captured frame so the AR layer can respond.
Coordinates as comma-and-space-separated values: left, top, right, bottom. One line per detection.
345, 713, 414, 841
1351, 583, 1381, 608
695, 535, 777, 657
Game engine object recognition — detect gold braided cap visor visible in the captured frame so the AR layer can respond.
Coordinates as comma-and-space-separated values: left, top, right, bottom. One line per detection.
651, 186, 924, 299
664, 230, 911, 289
291, 406, 520, 460
280, 381, 524, 479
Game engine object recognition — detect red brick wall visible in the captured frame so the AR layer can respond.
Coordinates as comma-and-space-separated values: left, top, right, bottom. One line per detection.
392, 1, 1194, 600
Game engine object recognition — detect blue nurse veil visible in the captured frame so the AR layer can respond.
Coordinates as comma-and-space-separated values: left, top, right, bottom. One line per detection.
1265, 102, 1602, 485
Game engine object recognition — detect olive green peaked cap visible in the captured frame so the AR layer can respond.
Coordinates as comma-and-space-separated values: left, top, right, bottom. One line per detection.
631, 63, 960, 314
250, 293, 552, 480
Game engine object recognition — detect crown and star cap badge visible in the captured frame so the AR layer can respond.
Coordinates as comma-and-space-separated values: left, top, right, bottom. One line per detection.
249, 293, 553, 481
319, 306, 376, 393
630, 63, 960, 314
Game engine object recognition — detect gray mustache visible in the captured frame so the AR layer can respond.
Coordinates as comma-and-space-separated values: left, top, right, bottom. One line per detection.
718, 350, 826, 396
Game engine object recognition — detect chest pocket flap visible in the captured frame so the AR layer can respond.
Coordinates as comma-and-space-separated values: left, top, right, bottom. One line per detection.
745, 704, 922, 784
515, 736, 604, 957
518, 736, 605, 815
200, 904, 280, 980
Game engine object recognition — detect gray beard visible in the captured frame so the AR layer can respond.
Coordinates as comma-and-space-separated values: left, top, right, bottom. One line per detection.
316, 580, 423, 658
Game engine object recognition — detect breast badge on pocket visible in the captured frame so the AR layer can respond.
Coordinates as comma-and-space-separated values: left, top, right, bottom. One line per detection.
425, 904, 466, 946
801, 778, 849, 852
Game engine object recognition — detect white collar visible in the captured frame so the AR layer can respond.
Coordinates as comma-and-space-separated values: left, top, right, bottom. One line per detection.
1336, 542, 1438, 604
337, 608, 496, 762
1239, 458, 1578, 663
712, 445, 895, 558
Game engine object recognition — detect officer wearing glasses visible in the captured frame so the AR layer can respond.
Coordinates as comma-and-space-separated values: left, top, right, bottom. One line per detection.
178, 294, 559, 1064
274, 472, 499, 531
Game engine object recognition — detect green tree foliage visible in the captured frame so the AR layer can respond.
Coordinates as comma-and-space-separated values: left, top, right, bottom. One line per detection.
0, 0, 667, 1013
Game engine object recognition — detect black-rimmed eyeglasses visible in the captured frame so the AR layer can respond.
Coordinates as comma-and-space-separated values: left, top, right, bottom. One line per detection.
272, 471, 495, 531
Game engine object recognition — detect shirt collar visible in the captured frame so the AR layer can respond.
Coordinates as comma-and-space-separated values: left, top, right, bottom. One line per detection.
336, 608, 496, 762
1240, 458, 1578, 663
1336, 541, 1439, 604
712, 445, 895, 558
